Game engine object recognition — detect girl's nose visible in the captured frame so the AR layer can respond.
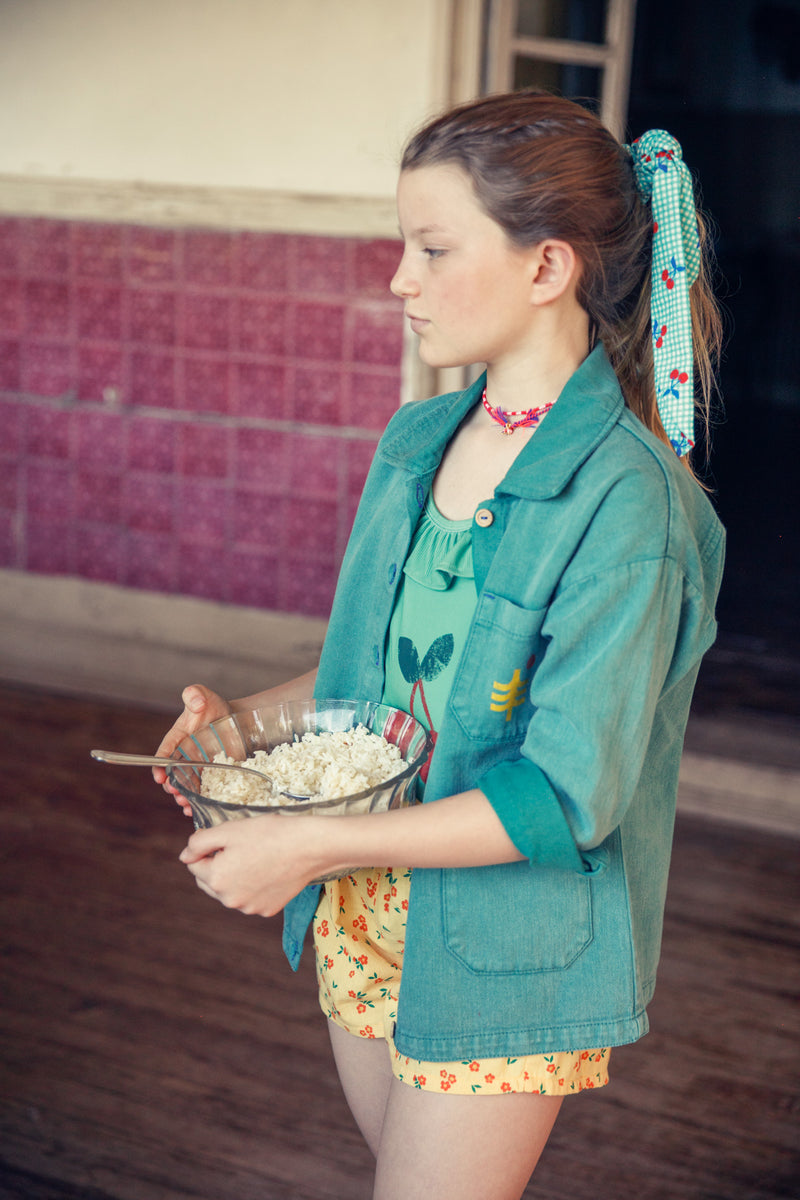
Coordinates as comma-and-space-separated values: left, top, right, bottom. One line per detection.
390, 251, 418, 299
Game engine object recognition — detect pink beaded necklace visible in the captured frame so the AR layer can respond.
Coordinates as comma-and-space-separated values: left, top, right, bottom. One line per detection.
481, 388, 555, 435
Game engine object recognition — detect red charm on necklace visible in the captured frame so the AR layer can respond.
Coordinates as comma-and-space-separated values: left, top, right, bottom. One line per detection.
482, 389, 555, 435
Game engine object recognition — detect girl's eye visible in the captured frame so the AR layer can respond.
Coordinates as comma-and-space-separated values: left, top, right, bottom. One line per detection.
423, 247, 446, 260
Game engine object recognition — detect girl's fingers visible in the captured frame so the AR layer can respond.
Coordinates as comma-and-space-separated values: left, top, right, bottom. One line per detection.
152, 684, 232, 793
179, 825, 226, 863
180, 684, 211, 721
194, 877, 220, 900
175, 816, 314, 917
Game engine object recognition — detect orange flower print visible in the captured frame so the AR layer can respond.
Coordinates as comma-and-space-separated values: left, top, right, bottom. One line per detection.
546, 1063, 556, 1074
357, 1003, 366, 1014
359, 1025, 375, 1038
468, 1061, 480, 1072
484, 1073, 495, 1083
440, 1071, 457, 1092
316, 919, 329, 937
501, 1082, 512, 1093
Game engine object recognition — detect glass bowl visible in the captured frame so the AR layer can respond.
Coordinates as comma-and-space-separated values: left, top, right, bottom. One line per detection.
168, 699, 431, 837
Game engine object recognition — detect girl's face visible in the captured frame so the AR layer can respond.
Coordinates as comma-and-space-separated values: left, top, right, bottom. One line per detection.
391, 164, 540, 371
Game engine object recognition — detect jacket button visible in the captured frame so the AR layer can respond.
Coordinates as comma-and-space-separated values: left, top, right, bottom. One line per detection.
474, 507, 494, 527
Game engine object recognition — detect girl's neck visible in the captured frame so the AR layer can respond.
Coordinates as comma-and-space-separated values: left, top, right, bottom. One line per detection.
484, 305, 590, 413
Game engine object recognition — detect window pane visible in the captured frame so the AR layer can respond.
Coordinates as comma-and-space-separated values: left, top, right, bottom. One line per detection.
516, 0, 608, 44
513, 56, 603, 102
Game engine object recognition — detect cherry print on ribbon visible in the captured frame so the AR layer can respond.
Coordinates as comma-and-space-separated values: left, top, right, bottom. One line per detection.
661, 254, 686, 291
661, 368, 695, 453
664, 367, 689, 400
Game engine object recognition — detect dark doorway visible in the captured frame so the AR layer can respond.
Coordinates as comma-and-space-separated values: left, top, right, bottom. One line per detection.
629, 0, 800, 718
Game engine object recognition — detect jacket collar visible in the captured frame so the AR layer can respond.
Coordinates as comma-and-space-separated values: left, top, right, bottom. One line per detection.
379, 344, 625, 500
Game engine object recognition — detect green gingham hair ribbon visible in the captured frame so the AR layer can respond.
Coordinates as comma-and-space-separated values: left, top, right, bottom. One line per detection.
625, 130, 701, 456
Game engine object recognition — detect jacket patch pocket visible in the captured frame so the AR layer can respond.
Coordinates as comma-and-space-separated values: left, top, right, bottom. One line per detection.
450, 592, 546, 744
442, 861, 593, 974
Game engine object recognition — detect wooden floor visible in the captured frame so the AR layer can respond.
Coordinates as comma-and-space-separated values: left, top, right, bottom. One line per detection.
1, 682, 798, 1200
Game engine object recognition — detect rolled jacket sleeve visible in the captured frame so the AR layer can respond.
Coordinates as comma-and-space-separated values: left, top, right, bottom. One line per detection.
479, 757, 587, 872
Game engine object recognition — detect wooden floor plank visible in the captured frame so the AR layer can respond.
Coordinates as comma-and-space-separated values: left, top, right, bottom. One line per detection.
1, 683, 798, 1199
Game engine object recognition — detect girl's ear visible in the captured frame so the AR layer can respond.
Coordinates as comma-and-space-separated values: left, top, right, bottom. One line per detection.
528, 239, 580, 306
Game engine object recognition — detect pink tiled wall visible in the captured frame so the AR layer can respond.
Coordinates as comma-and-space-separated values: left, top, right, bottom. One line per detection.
0, 217, 404, 616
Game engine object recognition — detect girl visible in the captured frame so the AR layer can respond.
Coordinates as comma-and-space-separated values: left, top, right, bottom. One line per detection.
154, 91, 725, 1198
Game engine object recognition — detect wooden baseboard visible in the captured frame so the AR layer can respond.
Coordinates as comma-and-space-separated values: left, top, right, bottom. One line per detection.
678, 748, 800, 838
0, 570, 326, 711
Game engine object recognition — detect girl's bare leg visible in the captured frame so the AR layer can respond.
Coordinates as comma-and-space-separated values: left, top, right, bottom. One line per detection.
328, 1019, 562, 1198
373, 1077, 562, 1200
327, 1018, 394, 1156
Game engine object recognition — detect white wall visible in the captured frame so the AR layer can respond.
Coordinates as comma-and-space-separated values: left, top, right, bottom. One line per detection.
0, 0, 448, 198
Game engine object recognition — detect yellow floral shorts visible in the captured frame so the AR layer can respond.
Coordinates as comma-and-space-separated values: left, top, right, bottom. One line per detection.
313, 866, 610, 1096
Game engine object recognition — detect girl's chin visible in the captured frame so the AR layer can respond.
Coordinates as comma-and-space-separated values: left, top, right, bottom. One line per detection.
416, 344, 470, 371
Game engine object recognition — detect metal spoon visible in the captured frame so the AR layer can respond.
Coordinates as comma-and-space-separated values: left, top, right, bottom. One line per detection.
90, 749, 310, 801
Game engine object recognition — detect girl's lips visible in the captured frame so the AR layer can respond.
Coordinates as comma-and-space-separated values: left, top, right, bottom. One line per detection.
408, 315, 429, 333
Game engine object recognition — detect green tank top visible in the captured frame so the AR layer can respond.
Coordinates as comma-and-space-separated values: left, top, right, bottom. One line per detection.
382, 494, 477, 772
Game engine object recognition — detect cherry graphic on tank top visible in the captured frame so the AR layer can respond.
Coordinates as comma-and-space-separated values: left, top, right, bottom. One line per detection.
397, 635, 454, 782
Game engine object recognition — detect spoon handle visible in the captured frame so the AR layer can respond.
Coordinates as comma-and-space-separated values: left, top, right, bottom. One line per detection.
92, 749, 213, 770
90, 748, 267, 778
94, 748, 187, 768
90, 748, 308, 800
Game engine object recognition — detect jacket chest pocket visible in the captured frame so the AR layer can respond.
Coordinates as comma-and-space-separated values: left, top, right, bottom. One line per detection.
450, 592, 546, 743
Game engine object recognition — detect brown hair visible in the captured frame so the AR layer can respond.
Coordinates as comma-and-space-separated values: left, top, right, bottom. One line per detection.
401, 90, 722, 467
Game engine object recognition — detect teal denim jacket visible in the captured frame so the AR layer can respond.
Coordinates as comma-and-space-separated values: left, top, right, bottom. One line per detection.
283, 346, 725, 1060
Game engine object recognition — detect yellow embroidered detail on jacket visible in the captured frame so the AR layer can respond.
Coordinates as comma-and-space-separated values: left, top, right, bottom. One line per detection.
490, 669, 528, 721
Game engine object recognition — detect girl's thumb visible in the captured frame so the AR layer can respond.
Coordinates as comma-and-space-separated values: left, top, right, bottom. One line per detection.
182, 686, 207, 714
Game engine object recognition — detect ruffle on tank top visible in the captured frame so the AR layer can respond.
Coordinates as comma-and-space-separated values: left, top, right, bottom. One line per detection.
401, 494, 474, 591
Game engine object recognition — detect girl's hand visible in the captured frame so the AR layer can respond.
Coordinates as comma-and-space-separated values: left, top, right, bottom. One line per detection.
178, 814, 326, 916
153, 684, 232, 810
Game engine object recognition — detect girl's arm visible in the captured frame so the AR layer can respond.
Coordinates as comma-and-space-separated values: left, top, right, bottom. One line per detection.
179, 789, 524, 917
228, 668, 320, 713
